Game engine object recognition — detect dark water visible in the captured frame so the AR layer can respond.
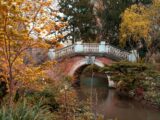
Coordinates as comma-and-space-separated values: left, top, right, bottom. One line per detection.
76, 76, 160, 120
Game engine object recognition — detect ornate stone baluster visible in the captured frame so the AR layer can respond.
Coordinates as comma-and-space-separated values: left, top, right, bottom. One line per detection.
52, 42, 131, 60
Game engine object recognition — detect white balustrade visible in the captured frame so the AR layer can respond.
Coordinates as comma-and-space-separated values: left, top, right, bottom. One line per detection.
48, 41, 136, 62
83, 43, 99, 53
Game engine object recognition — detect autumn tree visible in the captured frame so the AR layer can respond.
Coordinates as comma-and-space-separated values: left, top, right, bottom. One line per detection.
120, 4, 150, 45
0, 0, 66, 104
21, 0, 68, 48
119, 1, 160, 59
119, 4, 150, 59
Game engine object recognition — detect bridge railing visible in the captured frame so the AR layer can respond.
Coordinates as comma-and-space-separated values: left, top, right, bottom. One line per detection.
83, 43, 99, 53
107, 45, 129, 60
55, 45, 74, 58
48, 41, 137, 62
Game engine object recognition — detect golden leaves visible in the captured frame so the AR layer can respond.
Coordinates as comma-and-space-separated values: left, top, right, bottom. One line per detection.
42, 1, 52, 6
34, 27, 41, 33
153, 0, 160, 5
120, 4, 150, 46
19, 0, 68, 47
0, 0, 68, 93
15, 63, 47, 91
55, 43, 64, 49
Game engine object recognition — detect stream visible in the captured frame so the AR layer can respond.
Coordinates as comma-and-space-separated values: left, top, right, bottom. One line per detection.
76, 75, 160, 120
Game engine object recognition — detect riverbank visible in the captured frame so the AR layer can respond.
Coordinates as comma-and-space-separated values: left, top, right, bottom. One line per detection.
134, 96, 160, 111
115, 88, 160, 111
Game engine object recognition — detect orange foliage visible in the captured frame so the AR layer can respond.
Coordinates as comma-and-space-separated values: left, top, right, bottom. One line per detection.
0, 0, 67, 102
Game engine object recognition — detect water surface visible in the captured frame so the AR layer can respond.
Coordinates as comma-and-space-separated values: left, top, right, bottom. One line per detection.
76, 75, 160, 120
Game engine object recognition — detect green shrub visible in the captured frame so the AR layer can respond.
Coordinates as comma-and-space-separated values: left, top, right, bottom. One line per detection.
24, 86, 59, 112
0, 100, 53, 120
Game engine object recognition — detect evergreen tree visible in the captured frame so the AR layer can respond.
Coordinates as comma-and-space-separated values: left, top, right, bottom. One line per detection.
58, 0, 97, 43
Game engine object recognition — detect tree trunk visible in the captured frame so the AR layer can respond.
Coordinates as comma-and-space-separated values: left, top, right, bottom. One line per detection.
9, 66, 14, 106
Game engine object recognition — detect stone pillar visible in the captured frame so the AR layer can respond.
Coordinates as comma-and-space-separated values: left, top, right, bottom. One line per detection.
48, 48, 55, 60
128, 50, 138, 62
105, 42, 110, 53
74, 41, 83, 52
99, 41, 106, 52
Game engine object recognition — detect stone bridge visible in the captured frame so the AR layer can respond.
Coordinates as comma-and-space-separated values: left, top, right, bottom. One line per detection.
48, 41, 138, 87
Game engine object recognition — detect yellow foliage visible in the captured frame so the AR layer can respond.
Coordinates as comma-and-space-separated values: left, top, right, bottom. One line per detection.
57, 34, 64, 39
0, 0, 67, 99
120, 4, 150, 46
153, 0, 160, 5
34, 27, 41, 33
20, 0, 67, 44
120, 2, 160, 48
55, 43, 64, 49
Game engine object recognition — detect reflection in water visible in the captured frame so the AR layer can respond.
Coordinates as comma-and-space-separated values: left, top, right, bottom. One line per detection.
76, 75, 160, 120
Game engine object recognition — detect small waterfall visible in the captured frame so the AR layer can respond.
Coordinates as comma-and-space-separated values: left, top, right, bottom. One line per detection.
107, 75, 116, 88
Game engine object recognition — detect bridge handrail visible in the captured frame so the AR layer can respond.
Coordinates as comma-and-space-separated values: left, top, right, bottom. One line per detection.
55, 44, 74, 52
51, 42, 132, 60
108, 44, 129, 53
83, 43, 99, 53
107, 45, 129, 59
55, 44, 74, 58
54, 43, 128, 52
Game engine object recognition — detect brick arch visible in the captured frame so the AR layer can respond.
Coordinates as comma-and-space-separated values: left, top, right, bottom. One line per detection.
68, 59, 104, 76
65, 56, 113, 76
51, 56, 115, 87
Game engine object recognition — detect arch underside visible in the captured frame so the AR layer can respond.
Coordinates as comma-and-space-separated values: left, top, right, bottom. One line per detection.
68, 57, 115, 88
68, 58, 104, 76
